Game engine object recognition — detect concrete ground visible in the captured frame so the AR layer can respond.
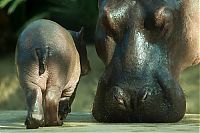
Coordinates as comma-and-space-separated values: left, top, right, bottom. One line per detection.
0, 111, 199, 133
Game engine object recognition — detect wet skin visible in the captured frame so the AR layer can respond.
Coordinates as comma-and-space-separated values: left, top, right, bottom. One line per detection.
15, 19, 91, 129
93, 0, 199, 122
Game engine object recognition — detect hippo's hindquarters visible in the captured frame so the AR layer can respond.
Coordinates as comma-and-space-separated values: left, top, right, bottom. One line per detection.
15, 19, 81, 128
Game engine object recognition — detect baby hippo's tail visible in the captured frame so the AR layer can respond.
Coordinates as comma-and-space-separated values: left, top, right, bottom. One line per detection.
35, 47, 49, 76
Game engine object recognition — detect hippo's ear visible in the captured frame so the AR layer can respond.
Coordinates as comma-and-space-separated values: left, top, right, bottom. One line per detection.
77, 27, 84, 45
98, 0, 101, 7
98, 0, 104, 8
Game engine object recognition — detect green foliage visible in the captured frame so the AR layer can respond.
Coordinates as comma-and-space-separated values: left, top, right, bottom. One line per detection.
0, 0, 98, 42
0, 0, 12, 9
40, 0, 98, 41
7, 0, 25, 14
0, 0, 26, 14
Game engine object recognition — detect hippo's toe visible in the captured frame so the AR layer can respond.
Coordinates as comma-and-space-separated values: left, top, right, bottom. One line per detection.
25, 114, 44, 129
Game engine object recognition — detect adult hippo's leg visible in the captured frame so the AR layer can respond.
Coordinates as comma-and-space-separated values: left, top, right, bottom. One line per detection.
22, 82, 44, 129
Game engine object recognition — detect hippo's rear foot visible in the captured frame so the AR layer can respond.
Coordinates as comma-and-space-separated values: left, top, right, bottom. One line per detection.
45, 120, 63, 127
58, 108, 71, 121
23, 82, 44, 129
25, 113, 45, 129
58, 97, 71, 120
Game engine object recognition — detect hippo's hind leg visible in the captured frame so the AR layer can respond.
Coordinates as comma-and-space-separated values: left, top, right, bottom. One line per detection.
23, 82, 44, 129
45, 86, 63, 126
58, 88, 77, 120
58, 96, 71, 120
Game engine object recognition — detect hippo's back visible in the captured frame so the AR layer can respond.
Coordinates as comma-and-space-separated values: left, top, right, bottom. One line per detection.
15, 19, 79, 89
16, 19, 75, 58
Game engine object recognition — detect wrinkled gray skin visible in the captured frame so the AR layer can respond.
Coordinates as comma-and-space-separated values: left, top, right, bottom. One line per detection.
15, 19, 91, 129
93, 0, 199, 122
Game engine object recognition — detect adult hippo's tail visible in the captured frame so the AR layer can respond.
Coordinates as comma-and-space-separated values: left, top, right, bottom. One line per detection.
35, 47, 50, 76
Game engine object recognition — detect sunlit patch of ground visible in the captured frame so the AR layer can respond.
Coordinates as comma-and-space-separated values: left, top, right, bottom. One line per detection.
180, 64, 200, 113
0, 55, 25, 110
0, 111, 199, 132
0, 46, 199, 113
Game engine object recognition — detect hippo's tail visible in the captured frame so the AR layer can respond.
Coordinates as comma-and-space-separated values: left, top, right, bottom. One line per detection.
35, 47, 49, 76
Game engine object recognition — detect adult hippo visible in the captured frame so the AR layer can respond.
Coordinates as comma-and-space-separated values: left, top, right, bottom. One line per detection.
15, 19, 91, 128
93, 0, 199, 122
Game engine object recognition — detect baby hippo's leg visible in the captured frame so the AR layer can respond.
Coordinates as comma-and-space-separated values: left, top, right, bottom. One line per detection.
58, 97, 71, 120
45, 86, 63, 126
58, 88, 77, 120
23, 82, 44, 129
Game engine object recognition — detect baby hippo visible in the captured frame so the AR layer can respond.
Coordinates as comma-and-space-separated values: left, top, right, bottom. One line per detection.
15, 19, 90, 129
